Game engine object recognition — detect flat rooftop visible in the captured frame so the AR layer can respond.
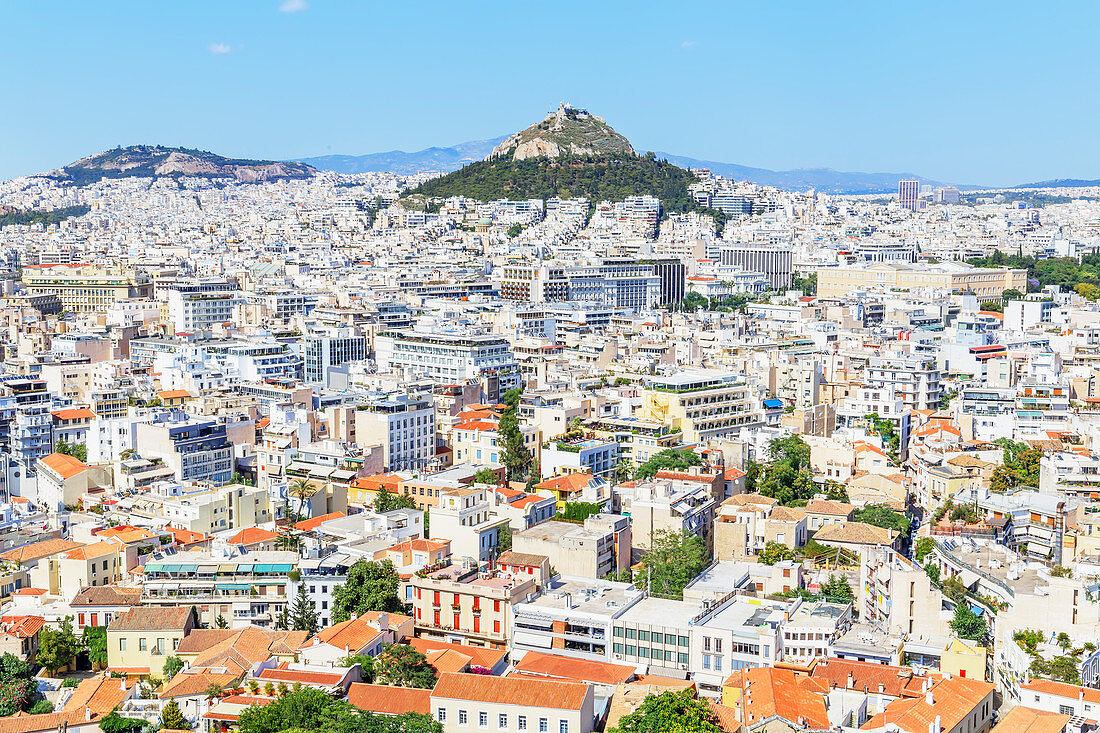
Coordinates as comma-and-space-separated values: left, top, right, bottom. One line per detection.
514, 576, 641, 618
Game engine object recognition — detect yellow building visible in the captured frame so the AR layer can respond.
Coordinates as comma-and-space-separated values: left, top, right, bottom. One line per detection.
21, 264, 152, 314
942, 637, 988, 681
106, 606, 197, 677
639, 370, 759, 444
817, 262, 1028, 299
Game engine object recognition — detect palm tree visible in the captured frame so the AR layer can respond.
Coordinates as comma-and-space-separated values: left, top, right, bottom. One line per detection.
289, 478, 314, 521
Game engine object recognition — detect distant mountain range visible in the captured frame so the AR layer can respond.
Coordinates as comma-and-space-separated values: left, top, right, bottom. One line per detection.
295, 137, 506, 176
1013, 178, 1100, 190
296, 134, 948, 194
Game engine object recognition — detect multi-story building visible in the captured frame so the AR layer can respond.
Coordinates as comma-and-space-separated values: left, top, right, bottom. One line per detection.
816, 261, 1028, 299
355, 393, 436, 471
719, 244, 793, 290
431, 673, 595, 733
303, 331, 366, 387
513, 513, 632, 578
165, 279, 245, 333
411, 562, 536, 649
864, 356, 943, 412
21, 264, 152, 313
429, 486, 508, 563
898, 179, 920, 210
374, 331, 521, 400
142, 550, 297, 628
639, 370, 760, 444
133, 413, 234, 485
615, 475, 717, 550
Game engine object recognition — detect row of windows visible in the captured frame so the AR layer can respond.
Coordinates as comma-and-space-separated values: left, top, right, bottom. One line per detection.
440, 710, 567, 733
613, 644, 689, 663
613, 628, 688, 646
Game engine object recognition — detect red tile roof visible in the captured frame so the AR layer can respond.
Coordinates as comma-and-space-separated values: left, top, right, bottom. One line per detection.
38, 452, 87, 479
513, 651, 635, 686
348, 683, 430, 715
293, 512, 347, 531
432, 672, 589, 711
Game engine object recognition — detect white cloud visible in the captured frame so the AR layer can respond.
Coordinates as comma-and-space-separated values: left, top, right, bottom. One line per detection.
681, 40, 698, 49
279, 0, 308, 12
209, 42, 232, 55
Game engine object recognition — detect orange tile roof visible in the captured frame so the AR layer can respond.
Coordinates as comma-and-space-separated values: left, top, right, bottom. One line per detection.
50, 408, 97, 421
535, 471, 597, 493
454, 420, 499, 432
0, 709, 104, 733
991, 706, 1071, 733
811, 658, 929, 697
165, 526, 209, 545
348, 683, 430, 715
514, 651, 635, 686
61, 674, 132, 714
157, 390, 193, 399
1020, 678, 1100, 704
257, 666, 344, 685
725, 667, 829, 729
654, 470, 719, 482
432, 672, 589, 711
228, 527, 278, 545
861, 676, 993, 732
159, 670, 240, 699
38, 452, 87, 479
307, 616, 385, 653
64, 541, 118, 561
0, 616, 45, 638
425, 648, 473, 674
409, 639, 505, 671
0, 539, 84, 563
293, 512, 347, 531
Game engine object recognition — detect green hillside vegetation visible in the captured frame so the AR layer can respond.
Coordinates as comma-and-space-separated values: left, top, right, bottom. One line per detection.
409, 153, 728, 230
0, 205, 90, 228
967, 251, 1100, 292
54, 145, 314, 185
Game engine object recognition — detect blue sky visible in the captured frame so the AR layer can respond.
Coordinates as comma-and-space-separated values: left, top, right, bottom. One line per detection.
2, 1, 1098, 186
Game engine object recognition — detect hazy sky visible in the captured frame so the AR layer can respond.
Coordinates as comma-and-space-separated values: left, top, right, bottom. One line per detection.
2, 1, 1099, 185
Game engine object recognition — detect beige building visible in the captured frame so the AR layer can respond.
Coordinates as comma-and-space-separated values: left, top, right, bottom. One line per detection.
512, 513, 632, 578
411, 563, 536, 649
106, 606, 197, 677
21, 264, 153, 313
817, 262, 1027, 299
431, 672, 595, 733
639, 370, 761, 444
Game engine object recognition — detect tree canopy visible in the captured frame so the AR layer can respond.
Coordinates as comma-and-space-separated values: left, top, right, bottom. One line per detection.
609, 689, 722, 733
238, 687, 441, 733
951, 603, 988, 643
290, 584, 319, 636
332, 559, 405, 622
752, 435, 826, 505
373, 491, 417, 514
635, 530, 708, 599
853, 504, 910, 539
373, 644, 438, 689
37, 617, 80, 675
990, 438, 1040, 493
635, 449, 702, 480
759, 541, 797, 566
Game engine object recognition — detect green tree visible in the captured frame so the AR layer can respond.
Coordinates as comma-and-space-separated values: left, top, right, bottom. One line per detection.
276, 529, 302, 552
1076, 282, 1100, 301
161, 699, 190, 730
36, 617, 80, 675
289, 584, 319, 636
274, 607, 290, 630
634, 449, 702, 480
863, 414, 900, 463
497, 523, 512, 552
506, 223, 523, 238
759, 541, 797, 566
924, 563, 941, 585
499, 405, 532, 484
82, 625, 108, 669
289, 478, 315, 519
53, 439, 87, 463
614, 458, 634, 484
610, 689, 722, 733
162, 655, 184, 680
915, 537, 936, 563
1002, 289, 1025, 300
636, 530, 708, 599
853, 504, 911, 539
341, 654, 376, 683
754, 435, 820, 505
374, 644, 438, 689
238, 687, 441, 733
373, 491, 416, 514
951, 603, 987, 642
820, 574, 853, 601
473, 468, 499, 485
215, 615, 228, 629
99, 711, 150, 733
560, 501, 603, 522
332, 559, 404, 622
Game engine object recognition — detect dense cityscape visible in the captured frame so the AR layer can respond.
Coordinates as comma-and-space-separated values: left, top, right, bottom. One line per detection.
3, 8, 1100, 731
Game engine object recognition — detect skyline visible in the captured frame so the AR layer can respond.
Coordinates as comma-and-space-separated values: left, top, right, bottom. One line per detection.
3, 1, 1100, 185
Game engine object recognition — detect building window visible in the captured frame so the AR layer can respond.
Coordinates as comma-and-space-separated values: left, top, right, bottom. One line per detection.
119, 639, 126, 651
499, 714, 508, 728
539, 719, 548, 733
1060, 706, 1074, 715
479, 712, 488, 728
625, 645, 636, 656
459, 710, 467, 725
559, 723, 568, 733
138, 638, 147, 651
613, 643, 623, 654
438, 709, 446, 723
518, 716, 527, 730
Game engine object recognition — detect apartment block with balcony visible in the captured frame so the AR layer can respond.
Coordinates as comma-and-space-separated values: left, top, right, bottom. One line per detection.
511, 576, 644, 662
640, 370, 761, 444
411, 562, 536, 649
429, 486, 508, 564
134, 413, 233, 485
141, 550, 298, 628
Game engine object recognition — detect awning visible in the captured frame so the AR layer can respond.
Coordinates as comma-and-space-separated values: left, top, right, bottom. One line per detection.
217, 564, 238, 572
216, 583, 252, 591
197, 565, 218, 574
252, 564, 273, 573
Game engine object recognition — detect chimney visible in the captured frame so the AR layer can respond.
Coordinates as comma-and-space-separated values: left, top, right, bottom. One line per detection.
85, 707, 93, 722
120, 678, 127, 691
847, 672, 854, 689
925, 689, 934, 706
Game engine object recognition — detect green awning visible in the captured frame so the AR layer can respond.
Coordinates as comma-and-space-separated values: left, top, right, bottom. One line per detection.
216, 583, 252, 591
178, 564, 198, 573
144, 564, 163, 572
252, 564, 273, 572
161, 564, 181, 572
271, 564, 293, 572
